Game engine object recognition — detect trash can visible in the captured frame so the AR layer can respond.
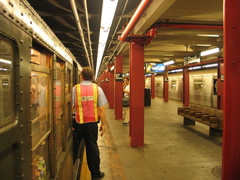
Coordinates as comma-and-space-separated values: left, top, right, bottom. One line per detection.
144, 88, 151, 106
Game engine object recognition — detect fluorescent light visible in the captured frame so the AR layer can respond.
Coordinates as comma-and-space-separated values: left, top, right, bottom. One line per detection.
189, 58, 200, 64
197, 34, 219, 37
95, 0, 119, 78
203, 63, 218, 68
189, 66, 201, 70
163, 60, 174, 66
175, 69, 183, 72
196, 44, 212, 47
169, 69, 183, 73
110, 65, 115, 71
0, 59, 12, 64
200, 48, 220, 56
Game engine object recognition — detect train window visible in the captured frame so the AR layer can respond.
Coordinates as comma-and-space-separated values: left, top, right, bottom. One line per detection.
0, 39, 15, 128
66, 68, 71, 94
31, 72, 51, 148
31, 49, 50, 68
171, 80, 177, 90
54, 68, 64, 157
193, 78, 203, 91
156, 80, 161, 87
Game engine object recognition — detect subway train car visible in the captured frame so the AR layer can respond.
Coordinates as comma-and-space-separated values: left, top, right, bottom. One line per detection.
150, 67, 218, 108
0, 0, 83, 179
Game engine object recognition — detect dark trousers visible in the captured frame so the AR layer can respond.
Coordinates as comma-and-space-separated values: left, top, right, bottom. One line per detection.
73, 120, 101, 176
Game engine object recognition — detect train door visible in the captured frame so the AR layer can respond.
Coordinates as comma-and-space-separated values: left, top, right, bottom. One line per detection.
30, 45, 52, 180
53, 58, 65, 160
212, 77, 218, 108
0, 34, 23, 180
0, 18, 32, 179
64, 63, 73, 148
52, 58, 74, 179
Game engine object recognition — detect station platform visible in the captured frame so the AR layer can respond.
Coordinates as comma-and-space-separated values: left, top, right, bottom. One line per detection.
81, 97, 222, 180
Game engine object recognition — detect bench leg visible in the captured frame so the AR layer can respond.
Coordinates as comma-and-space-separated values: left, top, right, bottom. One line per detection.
209, 127, 222, 137
183, 117, 195, 125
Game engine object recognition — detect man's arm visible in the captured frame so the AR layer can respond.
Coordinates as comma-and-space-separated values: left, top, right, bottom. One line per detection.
98, 106, 106, 136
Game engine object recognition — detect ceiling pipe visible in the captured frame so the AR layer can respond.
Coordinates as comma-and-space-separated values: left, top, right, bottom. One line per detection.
119, 0, 153, 42
150, 21, 223, 30
83, 0, 94, 68
70, 0, 91, 68
107, 0, 129, 50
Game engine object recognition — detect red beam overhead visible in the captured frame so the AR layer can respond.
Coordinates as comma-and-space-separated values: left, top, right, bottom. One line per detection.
119, 0, 153, 42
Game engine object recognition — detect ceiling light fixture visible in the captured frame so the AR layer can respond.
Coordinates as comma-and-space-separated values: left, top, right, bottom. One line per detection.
95, 0, 119, 78
163, 60, 174, 66
200, 47, 220, 56
197, 34, 220, 37
189, 58, 200, 64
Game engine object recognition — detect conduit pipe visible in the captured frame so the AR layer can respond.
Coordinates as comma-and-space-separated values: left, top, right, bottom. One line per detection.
107, 0, 129, 50
84, 0, 94, 68
70, 0, 91, 68
119, 0, 153, 42
150, 22, 223, 30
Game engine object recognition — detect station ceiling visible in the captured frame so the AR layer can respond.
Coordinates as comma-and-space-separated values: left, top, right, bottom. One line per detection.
28, 0, 223, 76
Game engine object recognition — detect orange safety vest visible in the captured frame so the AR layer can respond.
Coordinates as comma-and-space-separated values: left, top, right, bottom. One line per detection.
75, 83, 98, 124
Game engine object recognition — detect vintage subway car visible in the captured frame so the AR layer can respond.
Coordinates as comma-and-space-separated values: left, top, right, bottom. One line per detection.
0, 0, 83, 179
147, 68, 218, 108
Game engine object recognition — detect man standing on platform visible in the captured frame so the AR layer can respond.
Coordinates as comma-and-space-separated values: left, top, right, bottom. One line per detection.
72, 67, 108, 179
123, 77, 130, 125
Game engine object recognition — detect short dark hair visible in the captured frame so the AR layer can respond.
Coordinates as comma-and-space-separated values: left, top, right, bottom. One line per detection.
81, 67, 94, 80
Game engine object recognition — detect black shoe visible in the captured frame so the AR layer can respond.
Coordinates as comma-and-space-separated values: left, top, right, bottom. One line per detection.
123, 122, 128, 126
92, 172, 105, 179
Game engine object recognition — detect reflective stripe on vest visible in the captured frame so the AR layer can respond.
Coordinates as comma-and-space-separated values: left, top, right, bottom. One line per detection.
75, 83, 98, 124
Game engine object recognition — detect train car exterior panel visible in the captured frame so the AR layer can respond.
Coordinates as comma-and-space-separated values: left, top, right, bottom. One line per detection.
0, 0, 82, 179
0, 13, 32, 179
153, 68, 218, 108
168, 74, 183, 101
189, 69, 217, 108
155, 76, 164, 97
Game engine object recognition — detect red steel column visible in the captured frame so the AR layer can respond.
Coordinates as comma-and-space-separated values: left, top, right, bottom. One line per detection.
130, 42, 144, 147
108, 65, 114, 109
163, 73, 168, 102
223, 0, 240, 179
151, 74, 155, 99
114, 55, 123, 119
183, 68, 189, 107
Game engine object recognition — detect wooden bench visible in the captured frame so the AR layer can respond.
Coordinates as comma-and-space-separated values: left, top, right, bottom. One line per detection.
178, 104, 223, 136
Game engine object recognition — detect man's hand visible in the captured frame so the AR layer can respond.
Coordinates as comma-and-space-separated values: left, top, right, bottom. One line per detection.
99, 124, 105, 136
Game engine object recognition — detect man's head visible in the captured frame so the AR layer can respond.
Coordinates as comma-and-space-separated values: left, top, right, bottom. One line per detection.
123, 77, 130, 84
81, 67, 94, 81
